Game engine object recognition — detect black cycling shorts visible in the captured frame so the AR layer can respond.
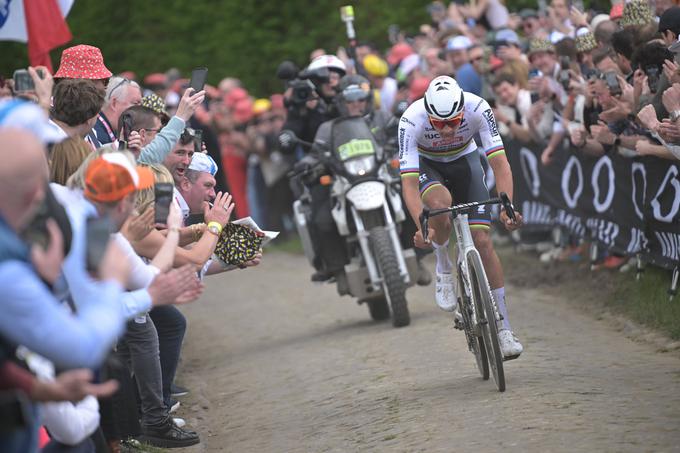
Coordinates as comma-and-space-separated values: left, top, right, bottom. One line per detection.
418, 152, 491, 228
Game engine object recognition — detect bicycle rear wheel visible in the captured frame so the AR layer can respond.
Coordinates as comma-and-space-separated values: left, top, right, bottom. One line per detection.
467, 253, 505, 392
458, 268, 488, 380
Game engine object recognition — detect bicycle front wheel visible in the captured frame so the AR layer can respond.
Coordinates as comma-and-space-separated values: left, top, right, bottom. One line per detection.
458, 266, 488, 380
467, 252, 505, 392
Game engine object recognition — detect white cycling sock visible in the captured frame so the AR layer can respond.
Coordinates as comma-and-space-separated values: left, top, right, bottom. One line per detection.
432, 239, 453, 274
492, 287, 511, 331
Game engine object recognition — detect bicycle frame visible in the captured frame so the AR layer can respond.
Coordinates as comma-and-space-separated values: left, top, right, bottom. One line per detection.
419, 193, 517, 391
420, 194, 515, 329
452, 212, 500, 331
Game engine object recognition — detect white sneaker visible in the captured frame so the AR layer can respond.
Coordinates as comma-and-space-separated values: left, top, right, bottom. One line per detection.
539, 246, 562, 263
498, 329, 523, 359
435, 272, 457, 312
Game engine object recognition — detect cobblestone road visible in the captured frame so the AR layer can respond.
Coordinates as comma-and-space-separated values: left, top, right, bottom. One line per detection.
176, 252, 680, 452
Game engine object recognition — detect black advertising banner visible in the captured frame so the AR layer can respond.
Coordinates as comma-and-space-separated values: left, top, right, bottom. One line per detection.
505, 140, 680, 269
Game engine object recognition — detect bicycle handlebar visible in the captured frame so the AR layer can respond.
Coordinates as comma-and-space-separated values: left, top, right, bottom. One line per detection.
419, 192, 517, 242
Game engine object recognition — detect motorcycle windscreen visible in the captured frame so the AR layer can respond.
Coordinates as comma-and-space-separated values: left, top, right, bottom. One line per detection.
330, 117, 380, 161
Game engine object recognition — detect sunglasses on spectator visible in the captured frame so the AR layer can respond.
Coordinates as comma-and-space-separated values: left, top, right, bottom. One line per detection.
142, 127, 162, 133
429, 112, 464, 129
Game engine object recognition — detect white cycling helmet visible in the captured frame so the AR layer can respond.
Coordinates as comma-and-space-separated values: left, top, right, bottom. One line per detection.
308, 54, 347, 76
423, 75, 465, 120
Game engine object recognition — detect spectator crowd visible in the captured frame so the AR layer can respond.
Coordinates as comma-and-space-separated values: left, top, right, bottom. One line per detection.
2, 0, 680, 450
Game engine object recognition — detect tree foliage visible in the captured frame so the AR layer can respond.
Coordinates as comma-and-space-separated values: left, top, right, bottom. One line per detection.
0, 0, 429, 96
0, 0, 615, 94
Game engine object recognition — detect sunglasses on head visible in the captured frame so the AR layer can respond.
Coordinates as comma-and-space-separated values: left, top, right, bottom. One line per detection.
180, 127, 197, 145
429, 112, 463, 129
107, 77, 131, 100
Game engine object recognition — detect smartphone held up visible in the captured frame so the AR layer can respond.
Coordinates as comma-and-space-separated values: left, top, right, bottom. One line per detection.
86, 217, 113, 273
189, 67, 208, 93
154, 183, 174, 226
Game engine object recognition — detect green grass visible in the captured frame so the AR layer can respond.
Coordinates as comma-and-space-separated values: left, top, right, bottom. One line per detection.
610, 266, 680, 340
267, 235, 304, 255
498, 244, 680, 341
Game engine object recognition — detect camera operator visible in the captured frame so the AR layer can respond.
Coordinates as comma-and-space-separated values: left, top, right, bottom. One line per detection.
278, 55, 347, 157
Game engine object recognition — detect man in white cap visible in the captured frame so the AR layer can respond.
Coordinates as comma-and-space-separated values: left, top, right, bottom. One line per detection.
0, 99, 65, 145
445, 35, 473, 71
177, 152, 219, 217
447, 35, 484, 95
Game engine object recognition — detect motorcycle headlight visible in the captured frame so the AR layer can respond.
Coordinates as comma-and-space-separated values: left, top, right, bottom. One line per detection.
344, 155, 375, 176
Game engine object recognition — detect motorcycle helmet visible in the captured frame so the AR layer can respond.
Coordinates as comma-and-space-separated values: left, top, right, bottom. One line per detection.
307, 54, 347, 77
337, 74, 372, 117
423, 75, 465, 121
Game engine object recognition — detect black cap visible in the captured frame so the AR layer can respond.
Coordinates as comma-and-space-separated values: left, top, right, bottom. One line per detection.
659, 6, 680, 34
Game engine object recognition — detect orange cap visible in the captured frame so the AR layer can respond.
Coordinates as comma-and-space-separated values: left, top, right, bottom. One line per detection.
84, 153, 155, 203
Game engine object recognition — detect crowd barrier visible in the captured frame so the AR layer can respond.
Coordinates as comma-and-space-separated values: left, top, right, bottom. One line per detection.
505, 139, 680, 271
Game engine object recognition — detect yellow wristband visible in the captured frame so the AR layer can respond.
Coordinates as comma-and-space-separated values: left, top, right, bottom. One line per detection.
207, 221, 223, 236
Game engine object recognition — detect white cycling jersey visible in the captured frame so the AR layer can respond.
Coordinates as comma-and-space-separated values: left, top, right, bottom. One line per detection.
398, 93, 506, 178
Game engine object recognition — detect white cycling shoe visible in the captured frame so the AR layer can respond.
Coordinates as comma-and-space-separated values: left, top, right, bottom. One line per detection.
498, 329, 523, 359
435, 272, 457, 312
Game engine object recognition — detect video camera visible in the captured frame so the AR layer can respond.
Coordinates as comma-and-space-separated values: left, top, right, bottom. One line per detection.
277, 60, 332, 107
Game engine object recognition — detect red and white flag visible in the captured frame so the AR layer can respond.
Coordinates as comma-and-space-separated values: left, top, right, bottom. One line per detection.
0, 0, 74, 72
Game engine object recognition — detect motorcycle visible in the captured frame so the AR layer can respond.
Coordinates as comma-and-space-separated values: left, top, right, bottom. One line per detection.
283, 116, 419, 327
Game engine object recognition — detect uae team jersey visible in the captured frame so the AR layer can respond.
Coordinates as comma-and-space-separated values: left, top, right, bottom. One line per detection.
398, 93, 506, 178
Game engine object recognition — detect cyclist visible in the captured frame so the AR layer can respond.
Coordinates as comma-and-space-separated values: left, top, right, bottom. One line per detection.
398, 75, 524, 358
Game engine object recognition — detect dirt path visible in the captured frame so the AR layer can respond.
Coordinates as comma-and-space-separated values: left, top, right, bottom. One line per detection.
174, 252, 680, 452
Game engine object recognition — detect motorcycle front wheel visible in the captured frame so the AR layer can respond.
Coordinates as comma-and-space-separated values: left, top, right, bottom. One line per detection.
365, 296, 390, 321
369, 227, 410, 327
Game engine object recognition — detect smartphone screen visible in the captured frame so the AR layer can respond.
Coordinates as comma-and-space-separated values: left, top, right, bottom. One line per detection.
193, 129, 203, 155
154, 183, 174, 225
189, 67, 208, 93
13, 69, 34, 93
86, 217, 113, 273
605, 72, 621, 96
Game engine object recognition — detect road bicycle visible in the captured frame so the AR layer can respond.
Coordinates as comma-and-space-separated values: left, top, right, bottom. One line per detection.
420, 193, 517, 392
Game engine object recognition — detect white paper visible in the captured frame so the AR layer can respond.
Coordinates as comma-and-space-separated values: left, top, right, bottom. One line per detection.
232, 217, 279, 247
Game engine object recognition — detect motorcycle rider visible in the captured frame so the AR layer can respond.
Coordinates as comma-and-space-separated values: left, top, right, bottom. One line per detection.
326, 74, 432, 285
399, 75, 524, 358
307, 74, 431, 286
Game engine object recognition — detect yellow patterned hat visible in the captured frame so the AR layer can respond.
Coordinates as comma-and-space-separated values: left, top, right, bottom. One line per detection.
576, 31, 597, 53
528, 38, 555, 56
620, 0, 654, 27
